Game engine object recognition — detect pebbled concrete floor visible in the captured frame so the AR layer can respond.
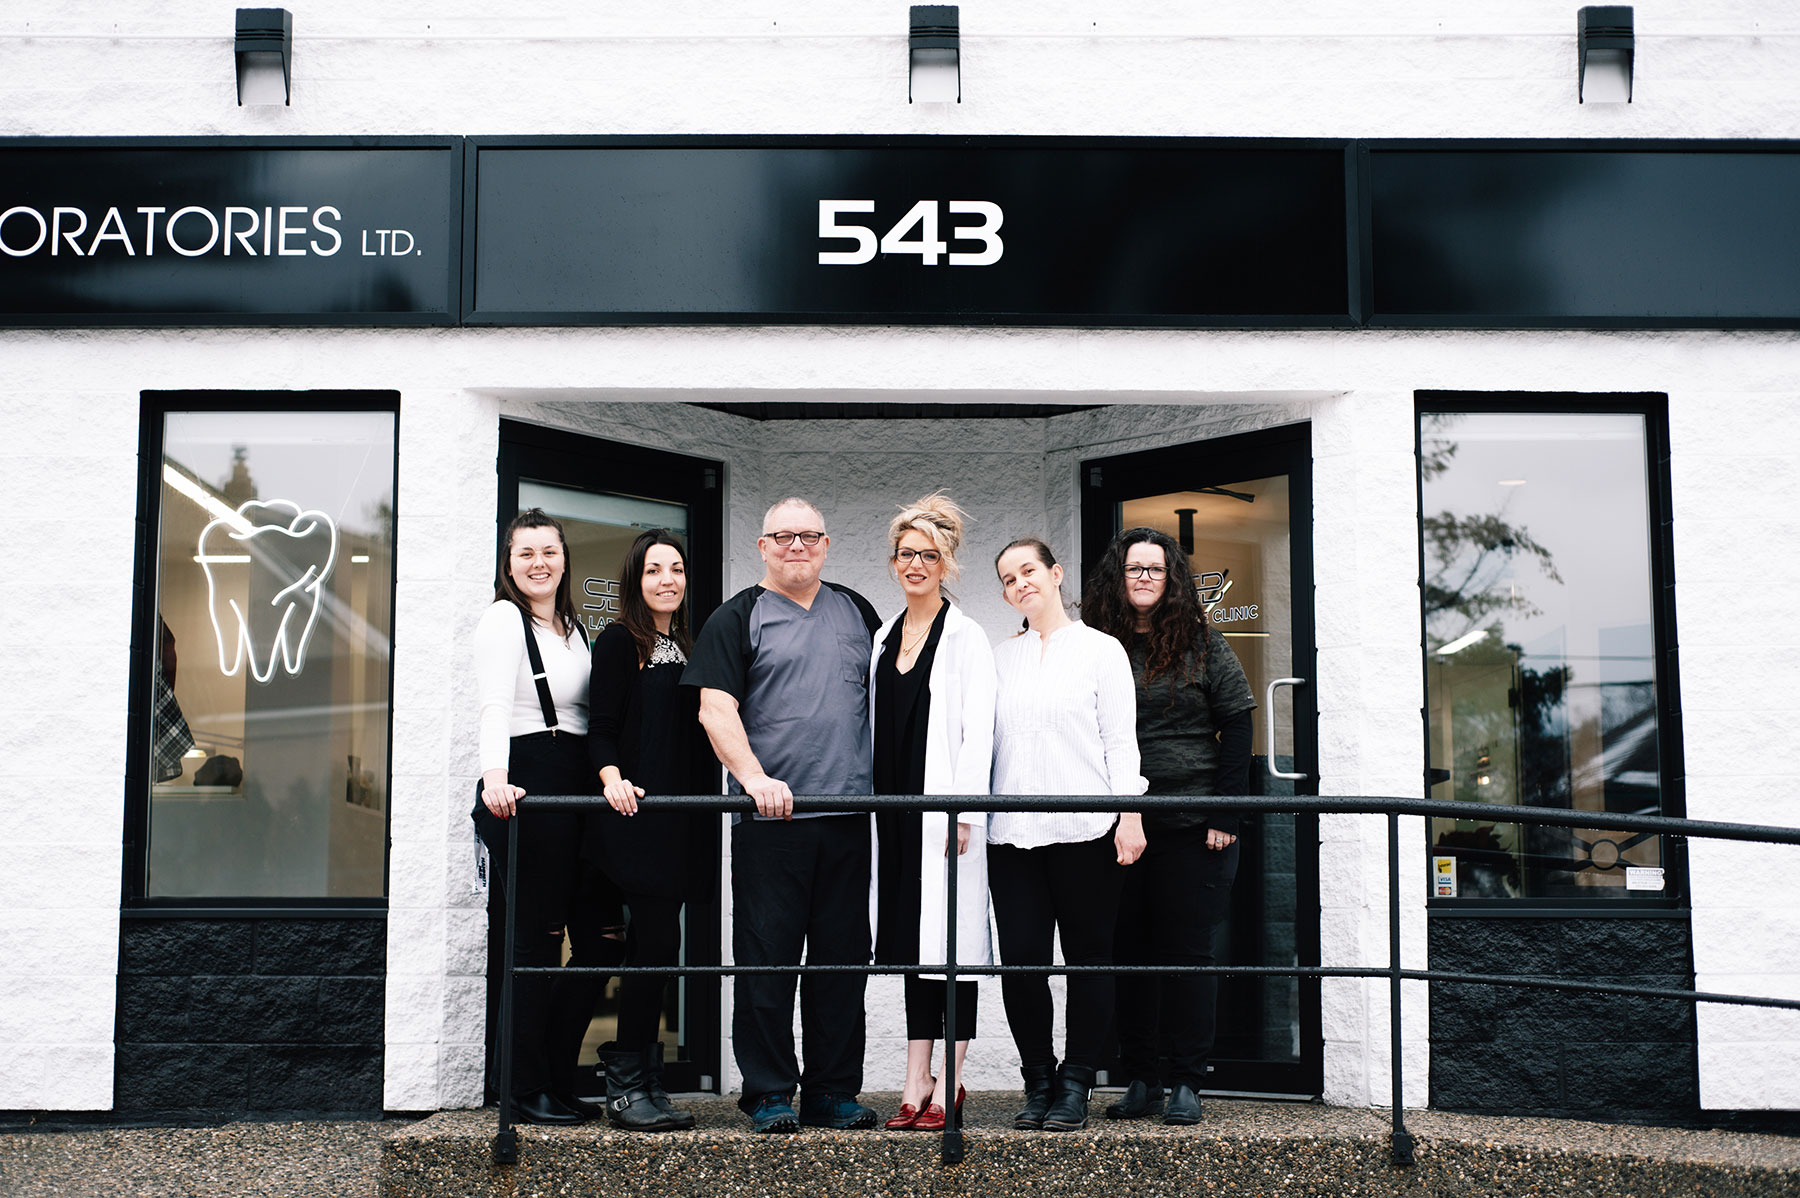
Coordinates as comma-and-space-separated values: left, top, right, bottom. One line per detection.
4, 1094, 1798, 1198
382, 1094, 1800, 1198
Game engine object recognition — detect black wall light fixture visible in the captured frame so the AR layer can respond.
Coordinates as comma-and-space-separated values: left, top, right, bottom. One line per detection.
909, 5, 960, 103
1578, 6, 1633, 104
235, 7, 293, 106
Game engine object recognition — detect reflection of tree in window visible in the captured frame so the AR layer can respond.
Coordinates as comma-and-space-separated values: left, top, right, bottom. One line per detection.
1420, 420, 1561, 644
1421, 415, 1564, 898
1421, 409, 1665, 899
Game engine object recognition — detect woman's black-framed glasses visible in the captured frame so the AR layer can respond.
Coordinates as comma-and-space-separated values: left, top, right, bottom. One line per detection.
763, 530, 825, 546
894, 547, 942, 565
1123, 564, 1168, 580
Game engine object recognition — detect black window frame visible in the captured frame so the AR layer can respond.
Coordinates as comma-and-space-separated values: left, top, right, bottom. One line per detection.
1415, 391, 1688, 915
123, 390, 400, 918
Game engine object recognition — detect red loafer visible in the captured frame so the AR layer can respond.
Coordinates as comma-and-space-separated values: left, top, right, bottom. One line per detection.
913, 1084, 966, 1131
884, 1103, 921, 1130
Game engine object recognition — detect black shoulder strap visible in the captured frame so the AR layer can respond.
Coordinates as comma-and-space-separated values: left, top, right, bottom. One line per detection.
517, 603, 559, 731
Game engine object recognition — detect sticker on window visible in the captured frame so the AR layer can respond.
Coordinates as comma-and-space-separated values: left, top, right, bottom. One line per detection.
1432, 855, 1457, 898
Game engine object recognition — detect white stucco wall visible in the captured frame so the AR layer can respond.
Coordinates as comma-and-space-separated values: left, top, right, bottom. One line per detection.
0, 383, 139, 1111
2, 1, 1799, 1114
6, 326, 1800, 1111
1670, 392, 1800, 1110
5, 2, 1798, 141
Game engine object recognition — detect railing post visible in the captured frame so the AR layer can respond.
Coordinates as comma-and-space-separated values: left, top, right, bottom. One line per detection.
1387, 809, 1414, 1167
941, 805, 964, 1165
494, 807, 521, 1165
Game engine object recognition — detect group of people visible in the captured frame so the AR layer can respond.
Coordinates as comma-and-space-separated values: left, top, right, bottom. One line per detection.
472, 492, 1255, 1136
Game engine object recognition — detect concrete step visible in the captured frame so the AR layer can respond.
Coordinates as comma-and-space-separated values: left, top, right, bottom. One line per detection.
380, 1093, 1800, 1198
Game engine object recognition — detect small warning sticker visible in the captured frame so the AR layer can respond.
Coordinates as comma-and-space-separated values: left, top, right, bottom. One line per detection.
1626, 866, 1665, 891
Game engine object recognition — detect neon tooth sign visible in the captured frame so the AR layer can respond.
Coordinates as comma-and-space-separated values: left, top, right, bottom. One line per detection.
198, 499, 339, 683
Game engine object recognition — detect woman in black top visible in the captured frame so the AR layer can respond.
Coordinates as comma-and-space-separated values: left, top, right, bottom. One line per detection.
868, 494, 996, 1132
1081, 527, 1256, 1127
587, 529, 716, 1131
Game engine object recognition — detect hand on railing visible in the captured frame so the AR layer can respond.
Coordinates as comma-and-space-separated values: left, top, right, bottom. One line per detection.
602, 776, 645, 815
480, 768, 524, 819
743, 772, 794, 820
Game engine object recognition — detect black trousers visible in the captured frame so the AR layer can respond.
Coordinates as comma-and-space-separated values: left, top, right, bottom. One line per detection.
616, 890, 684, 1047
556, 859, 626, 1089
1114, 827, 1239, 1091
903, 976, 979, 1042
987, 832, 1125, 1070
473, 731, 600, 1098
731, 814, 871, 1111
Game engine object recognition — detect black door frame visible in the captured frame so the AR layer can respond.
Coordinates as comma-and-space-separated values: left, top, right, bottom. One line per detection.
1080, 420, 1323, 1099
494, 418, 726, 1094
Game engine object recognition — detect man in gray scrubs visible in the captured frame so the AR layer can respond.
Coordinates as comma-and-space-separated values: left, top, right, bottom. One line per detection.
683, 497, 882, 1133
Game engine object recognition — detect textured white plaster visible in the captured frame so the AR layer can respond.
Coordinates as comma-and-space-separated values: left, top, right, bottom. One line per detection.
2, 2, 1797, 1116
0, 1047, 114, 1112
382, 1041, 441, 1113
1669, 388, 1800, 1109
0, 376, 136, 1109
438, 1041, 488, 1110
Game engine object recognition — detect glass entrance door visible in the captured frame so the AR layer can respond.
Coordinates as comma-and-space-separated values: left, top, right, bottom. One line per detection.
1081, 423, 1321, 1097
494, 420, 725, 1095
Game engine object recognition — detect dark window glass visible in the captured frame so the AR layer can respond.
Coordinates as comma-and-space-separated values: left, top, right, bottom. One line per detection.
147, 410, 395, 898
1420, 410, 1668, 901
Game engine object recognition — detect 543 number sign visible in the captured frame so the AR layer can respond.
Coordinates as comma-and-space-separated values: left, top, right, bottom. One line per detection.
817, 200, 1004, 266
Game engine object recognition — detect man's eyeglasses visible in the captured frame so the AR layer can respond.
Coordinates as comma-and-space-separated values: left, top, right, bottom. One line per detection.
1124, 564, 1168, 580
762, 530, 825, 547
894, 548, 942, 566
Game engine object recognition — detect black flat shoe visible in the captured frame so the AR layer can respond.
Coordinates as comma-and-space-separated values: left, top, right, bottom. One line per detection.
1105, 1080, 1165, 1120
513, 1090, 583, 1125
557, 1092, 605, 1121
1163, 1083, 1202, 1126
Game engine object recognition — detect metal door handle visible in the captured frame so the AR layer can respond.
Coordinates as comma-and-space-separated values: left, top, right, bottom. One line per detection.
1265, 676, 1307, 781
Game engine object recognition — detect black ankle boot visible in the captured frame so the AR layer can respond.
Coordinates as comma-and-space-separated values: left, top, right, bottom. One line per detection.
642, 1041, 696, 1130
1015, 1061, 1058, 1130
1042, 1064, 1096, 1131
600, 1042, 687, 1132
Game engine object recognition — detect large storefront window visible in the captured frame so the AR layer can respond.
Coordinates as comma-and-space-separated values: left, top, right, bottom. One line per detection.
1420, 403, 1675, 901
142, 405, 396, 899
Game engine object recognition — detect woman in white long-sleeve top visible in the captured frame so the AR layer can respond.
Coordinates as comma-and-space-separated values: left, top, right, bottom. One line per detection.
470, 508, 596, 1126
868, 494, 997, 1132
988, 536, 1146, 1133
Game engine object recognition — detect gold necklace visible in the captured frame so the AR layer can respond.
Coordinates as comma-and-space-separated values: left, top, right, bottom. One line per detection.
899, 620, 930, 655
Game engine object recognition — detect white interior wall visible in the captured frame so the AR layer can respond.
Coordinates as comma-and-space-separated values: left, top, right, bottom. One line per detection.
501, 397, 1331, 1096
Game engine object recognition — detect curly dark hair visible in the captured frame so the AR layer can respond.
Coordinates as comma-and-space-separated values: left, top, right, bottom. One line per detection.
494, 508, 579, 639
1080, 526, 1210, 694
617, 528, 692, 665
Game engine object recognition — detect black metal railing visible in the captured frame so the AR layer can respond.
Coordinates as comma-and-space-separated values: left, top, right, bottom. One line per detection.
490, 793, 1800, 1166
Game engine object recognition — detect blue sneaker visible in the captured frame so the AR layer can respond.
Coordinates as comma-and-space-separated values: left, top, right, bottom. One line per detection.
799, 1093, 877, 1129
748, 1093, 800, 1133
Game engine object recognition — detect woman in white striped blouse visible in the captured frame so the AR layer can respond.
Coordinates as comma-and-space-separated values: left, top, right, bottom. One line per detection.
988, 537, 1147, 1132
